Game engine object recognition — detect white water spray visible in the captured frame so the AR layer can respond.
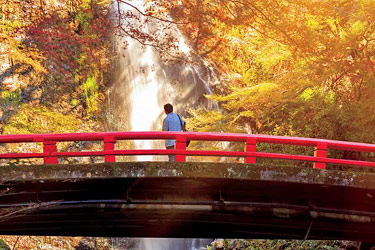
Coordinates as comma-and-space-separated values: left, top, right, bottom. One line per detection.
107, 0, 218, 162
140, 238, 211, 250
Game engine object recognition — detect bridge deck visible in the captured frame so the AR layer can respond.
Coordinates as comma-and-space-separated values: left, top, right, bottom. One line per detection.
1, 162, 375, 241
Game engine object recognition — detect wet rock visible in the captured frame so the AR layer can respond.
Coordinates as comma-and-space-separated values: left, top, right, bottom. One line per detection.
74, 239, 95, 250
340, 241, 360, 250
109, 238, 140, 250
30, 87, 42, 102
229, 239, 242, 249
211, 239, 225, 249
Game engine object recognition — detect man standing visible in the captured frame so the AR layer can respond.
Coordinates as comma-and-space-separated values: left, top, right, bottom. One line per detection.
163, 103, 184, 162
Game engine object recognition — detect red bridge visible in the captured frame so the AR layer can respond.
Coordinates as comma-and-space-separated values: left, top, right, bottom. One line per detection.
1, 131, 375, 168
1, 131, 375, 247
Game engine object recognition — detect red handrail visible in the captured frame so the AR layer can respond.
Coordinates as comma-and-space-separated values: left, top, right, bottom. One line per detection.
1, 131, 375, 169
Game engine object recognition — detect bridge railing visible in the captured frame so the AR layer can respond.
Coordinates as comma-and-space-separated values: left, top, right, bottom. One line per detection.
1, 131, 375, 169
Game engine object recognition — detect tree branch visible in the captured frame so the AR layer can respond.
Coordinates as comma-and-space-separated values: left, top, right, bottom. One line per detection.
115, 0, 188, 25
200, 38, 223, 57
218, 0, 238, 19
11, 236, 20, 250
238, 0, 311, 52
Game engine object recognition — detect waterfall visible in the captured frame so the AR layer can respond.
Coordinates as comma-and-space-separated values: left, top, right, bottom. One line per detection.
140, 238, 212, 250
106, 0, 218, 162
106, 1, 217, 248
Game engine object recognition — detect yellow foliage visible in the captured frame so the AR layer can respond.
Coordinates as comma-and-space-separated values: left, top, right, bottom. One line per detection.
3, 36, 47, 74
3, 104, 82, 134
349, 20, 366, 36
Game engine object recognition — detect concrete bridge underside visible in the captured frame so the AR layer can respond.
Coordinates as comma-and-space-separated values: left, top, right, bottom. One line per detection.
1, 162, 375, 241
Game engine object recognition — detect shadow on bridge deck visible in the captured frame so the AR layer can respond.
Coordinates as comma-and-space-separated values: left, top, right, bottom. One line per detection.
1, 162, 375, 241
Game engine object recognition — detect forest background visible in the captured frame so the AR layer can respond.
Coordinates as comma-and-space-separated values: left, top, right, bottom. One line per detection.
0, 0, 375, 249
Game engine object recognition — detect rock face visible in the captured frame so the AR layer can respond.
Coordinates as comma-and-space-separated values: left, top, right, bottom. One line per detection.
74, 239, 96, 250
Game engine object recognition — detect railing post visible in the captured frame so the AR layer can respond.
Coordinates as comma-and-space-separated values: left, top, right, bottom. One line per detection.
314, 143, 327, 169
43, 140, 58, 165
245, 138, 257, 164
104, 136, 116, 163
175, 135, 186, 162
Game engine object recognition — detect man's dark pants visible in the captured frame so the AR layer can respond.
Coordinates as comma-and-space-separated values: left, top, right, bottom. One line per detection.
166, 145, 175, 162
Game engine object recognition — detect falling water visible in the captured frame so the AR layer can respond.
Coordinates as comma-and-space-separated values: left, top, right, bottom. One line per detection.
140, 238, 212, 250
106, 1, 217, 249
106, 0, 218, 161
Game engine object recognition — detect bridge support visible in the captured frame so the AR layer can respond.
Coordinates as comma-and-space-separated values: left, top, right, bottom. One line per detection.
314, 143, 327, 169
104, 136, 116, 162
245, 138, 257, 164
43, 140, 58, 164
1, 162, 375, 240
175, 135, 187, 162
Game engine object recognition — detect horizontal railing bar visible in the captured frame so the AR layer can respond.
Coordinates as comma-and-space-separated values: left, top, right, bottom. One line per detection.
0, 153, 45, 159
109, 150, 374, 167
1, 149, 374, 167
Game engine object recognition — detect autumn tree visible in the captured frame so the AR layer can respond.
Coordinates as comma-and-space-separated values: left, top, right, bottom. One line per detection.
136, 0, 375, 162
162, 1, 375, 136
1, 0, 114, 119
0, 0, 47, 77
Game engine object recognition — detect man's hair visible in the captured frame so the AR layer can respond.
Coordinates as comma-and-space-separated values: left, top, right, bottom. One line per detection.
164, 103, 173, 114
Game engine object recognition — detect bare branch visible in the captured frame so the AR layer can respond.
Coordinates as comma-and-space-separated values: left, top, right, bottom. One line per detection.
218, 0, 237, 19
11, 236, 20, 250
237, 0, 311, 52
115, 0, 188, 25
0, 201, 61, 223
